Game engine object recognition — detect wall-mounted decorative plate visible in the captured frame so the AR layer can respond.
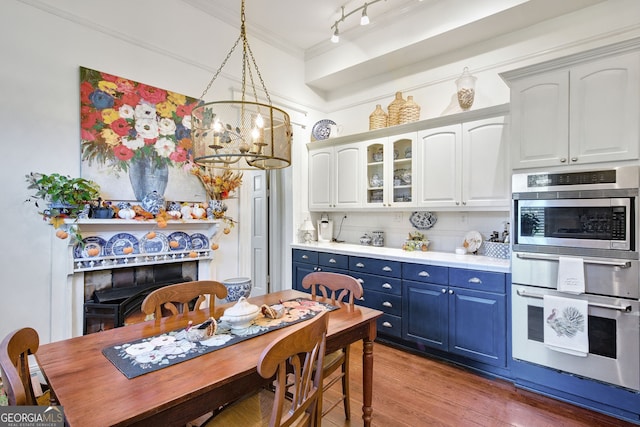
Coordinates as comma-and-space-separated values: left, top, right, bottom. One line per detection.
409, 211, 437, 230
74, 236, 107, 259
311, 119, 336, 140
105, 233, 139, 256
190, 233, 209, 250
167, 231, 192, 251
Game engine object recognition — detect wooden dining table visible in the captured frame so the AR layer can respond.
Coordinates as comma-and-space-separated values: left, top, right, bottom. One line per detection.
36, 289, 382, 426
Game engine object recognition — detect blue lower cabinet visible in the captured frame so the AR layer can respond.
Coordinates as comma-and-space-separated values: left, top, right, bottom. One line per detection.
377, 313, 402, 338
403, 280, 448, 350
449, 287, 506, 366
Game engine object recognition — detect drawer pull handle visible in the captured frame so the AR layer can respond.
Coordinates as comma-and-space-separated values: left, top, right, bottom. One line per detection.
419, 271, 430, 277
382, 266, 392, 272
356, 262, 365, 268
329, 258, 337, 263
468, 277, 482, 284
302, 255, 309, 259
382, 283, 392, 289
382, 301, 393, 308
382, 321, 393, 328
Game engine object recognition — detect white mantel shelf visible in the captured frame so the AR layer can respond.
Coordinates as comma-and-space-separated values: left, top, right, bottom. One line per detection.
52, 219, 221, 341
291, 242, 510, 273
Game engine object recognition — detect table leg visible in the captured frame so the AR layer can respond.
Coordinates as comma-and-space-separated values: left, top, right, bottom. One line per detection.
362, 337, 374, 426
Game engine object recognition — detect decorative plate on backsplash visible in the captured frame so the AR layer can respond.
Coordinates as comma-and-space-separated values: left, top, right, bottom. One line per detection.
311, 119, 336, 140
409, 211, 437, 230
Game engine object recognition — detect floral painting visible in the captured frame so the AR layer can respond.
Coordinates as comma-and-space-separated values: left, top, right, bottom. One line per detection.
79, 67, 205, 201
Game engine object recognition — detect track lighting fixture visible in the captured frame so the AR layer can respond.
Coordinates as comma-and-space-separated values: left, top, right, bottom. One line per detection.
330, 0, 386, 42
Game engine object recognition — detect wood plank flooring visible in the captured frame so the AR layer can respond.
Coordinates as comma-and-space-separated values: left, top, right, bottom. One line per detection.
321, 340, 636, 427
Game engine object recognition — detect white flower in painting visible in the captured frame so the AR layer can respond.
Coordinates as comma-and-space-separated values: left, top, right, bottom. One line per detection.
158, 117, 177, 136
122, 136, 145, 151
119, 104, 135, 119
134, 102, 156, 120
154, 137, 176, 158
181, 114, 192, 130
135, 119, 159, 139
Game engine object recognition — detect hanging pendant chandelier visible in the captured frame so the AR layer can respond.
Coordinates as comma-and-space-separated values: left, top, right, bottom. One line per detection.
191, 0, 292, 170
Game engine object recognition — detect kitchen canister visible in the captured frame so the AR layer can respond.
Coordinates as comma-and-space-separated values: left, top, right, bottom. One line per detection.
456, 67, 477, 110
387, 92, 406, 126
399, 95, 420, 124
372, 231, 385, 247
369, 104, 388, 130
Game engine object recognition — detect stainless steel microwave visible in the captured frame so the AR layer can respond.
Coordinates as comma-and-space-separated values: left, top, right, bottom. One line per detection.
512, 166, 639, 258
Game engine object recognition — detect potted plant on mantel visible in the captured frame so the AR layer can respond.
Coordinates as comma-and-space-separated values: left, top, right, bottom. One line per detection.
26, 172, 101, 241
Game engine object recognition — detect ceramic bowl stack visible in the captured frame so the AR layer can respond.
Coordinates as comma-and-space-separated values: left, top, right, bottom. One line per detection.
222, 277, 252, 302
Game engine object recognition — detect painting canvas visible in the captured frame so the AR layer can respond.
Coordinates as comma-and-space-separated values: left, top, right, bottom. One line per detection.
79, 66, 205, 202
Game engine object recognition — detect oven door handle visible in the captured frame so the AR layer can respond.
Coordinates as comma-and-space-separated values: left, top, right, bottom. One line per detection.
516, 289, 633, 312
516, 253, 631, 268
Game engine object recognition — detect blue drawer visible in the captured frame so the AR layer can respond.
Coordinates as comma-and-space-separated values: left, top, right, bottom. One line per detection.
359, 290, 401, 316
449, 268, 505, 293
377, 313, 402, 338
402, 263, 448, 285
350, 271, 401, 295
292, 249, 318, 265
350, 257, 401, 278
318, 252, 349, 270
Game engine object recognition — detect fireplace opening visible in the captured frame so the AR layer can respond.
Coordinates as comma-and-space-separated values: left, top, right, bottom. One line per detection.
83, 262, 197, 334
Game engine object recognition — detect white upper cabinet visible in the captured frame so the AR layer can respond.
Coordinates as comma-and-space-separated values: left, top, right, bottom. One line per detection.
503, 42, 640, 170
417, 117, 508, 209
308, 142, 362, 210
364, 133, 416, 208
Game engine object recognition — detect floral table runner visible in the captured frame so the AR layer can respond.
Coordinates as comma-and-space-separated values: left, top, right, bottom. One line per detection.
102, 299, 337, 379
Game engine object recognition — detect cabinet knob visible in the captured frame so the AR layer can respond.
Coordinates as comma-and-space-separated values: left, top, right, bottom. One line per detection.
357, 278, 364, 284
462, 201, 466, 205
382, 321, 393, 328
468, 277, 482, 284
560, 158, 567, 163
356, 262, 365, 268
418, 271, 430, 277
441, 288, 446, 293
571, 157, 578, 162
329, 258, 337, 263
382, 283, 392, 289
382, 266, 392, 272
449, 289, 454, 294
302, 255, 309, 259
315, 267, 322, 271
382, 301, 393, 308
456, 201, 460, 205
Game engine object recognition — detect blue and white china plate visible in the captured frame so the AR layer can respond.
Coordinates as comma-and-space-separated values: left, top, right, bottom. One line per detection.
167, 231, 192, 251
311, 119, 336, 140
464, 230, 482, 253
409, 211, 437, 230
140, 232, 169, 254
74, 236, 107, 259
190, 233, 209, 250
105, 233, 139, 256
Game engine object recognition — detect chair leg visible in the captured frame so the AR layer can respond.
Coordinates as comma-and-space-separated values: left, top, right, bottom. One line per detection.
342, 346, 351, 420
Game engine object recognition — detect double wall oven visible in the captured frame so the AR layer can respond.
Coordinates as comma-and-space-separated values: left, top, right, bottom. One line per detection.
511, 166, 640, 391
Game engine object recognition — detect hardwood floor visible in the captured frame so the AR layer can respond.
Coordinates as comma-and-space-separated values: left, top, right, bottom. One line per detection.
321, 340, 636, 427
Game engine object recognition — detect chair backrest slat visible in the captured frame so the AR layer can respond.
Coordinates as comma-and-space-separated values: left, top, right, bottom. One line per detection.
0, 328, 40, 406
258, 311, 329, 427
141, 280, 228, 319
301, 272, 363, 307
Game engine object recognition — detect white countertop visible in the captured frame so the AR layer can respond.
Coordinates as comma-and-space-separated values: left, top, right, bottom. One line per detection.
291, 242, 511, 274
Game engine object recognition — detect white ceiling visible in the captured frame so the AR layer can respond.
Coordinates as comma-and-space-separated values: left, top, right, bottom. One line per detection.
182, 0, 606, 94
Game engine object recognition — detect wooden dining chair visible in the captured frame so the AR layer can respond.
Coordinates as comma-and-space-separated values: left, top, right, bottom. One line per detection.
204, 311, 329, 427
301, 271, 363, 421
140, 280, 228, 320
0, 327, 49, 406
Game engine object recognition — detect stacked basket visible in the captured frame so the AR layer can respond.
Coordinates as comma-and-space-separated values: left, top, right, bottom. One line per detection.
369, 104, 388, 130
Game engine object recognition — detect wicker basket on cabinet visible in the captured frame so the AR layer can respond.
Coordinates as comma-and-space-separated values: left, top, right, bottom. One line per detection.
399, 96, 420, 124
387, 92, 405, 126
369, 104, 388, 130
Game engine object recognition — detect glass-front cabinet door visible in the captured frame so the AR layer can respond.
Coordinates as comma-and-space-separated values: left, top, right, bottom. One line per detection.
365, 133, 416, 207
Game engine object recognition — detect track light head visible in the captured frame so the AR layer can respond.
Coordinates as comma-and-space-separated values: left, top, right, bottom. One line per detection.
331, 26, 340, 43
361, 3, 369, 25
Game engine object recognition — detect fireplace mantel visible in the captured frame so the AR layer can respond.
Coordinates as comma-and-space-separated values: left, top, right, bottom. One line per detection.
51, 219, 221, 341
